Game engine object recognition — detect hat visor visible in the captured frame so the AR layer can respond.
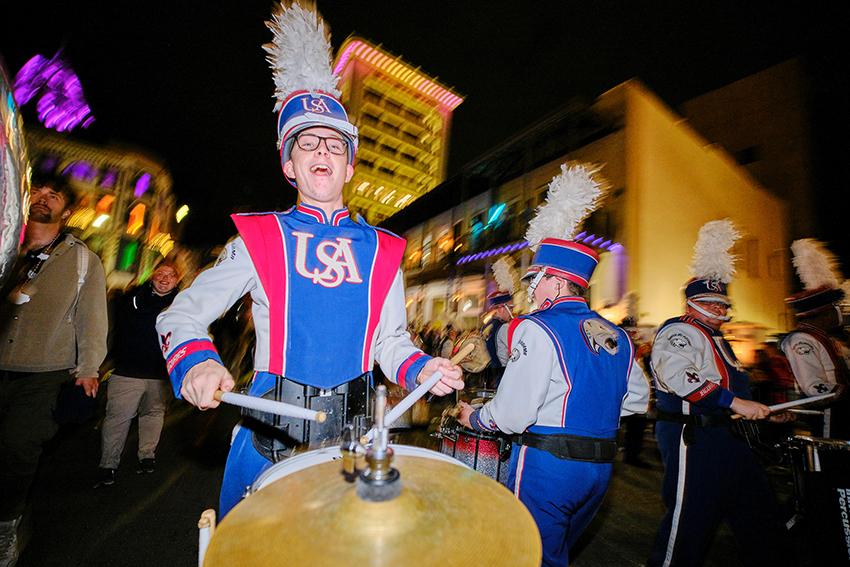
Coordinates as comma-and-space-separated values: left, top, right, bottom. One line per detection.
690, 294, 732, 307
521, 266, 542, 281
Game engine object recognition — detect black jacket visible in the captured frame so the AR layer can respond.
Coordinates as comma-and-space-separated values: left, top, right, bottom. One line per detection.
110, 282, 178, 380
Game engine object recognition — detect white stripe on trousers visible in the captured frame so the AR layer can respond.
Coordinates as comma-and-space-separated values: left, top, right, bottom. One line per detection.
663, 429, 689, 567
514, 445, 528, 499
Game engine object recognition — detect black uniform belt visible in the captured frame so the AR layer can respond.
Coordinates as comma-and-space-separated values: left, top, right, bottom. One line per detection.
519, 432, 617, 463
655, 410, 731, 428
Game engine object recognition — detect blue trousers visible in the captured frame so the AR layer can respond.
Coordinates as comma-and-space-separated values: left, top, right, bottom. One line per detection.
508, 443, 612, 567
219, 425, 272, 516
649, 422, 791, 567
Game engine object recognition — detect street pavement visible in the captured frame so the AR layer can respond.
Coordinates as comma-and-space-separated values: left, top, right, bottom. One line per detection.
16, 396, 800, 566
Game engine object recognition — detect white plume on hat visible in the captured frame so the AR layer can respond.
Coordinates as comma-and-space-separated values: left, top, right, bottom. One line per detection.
791, 238, 842, 291
492, 256, 518, 295
263, 1, 340, 112
689, 219, 740, 284
524, 163, 607, 251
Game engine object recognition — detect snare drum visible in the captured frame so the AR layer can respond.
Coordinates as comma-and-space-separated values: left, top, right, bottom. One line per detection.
786, 436, 850, 564
438, 426, 511, 485
251, 444, 467, 492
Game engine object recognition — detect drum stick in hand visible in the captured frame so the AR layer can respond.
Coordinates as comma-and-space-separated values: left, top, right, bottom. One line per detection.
365, 342, 475, 441
213, 391, 327, 422
731, 392, 836, 420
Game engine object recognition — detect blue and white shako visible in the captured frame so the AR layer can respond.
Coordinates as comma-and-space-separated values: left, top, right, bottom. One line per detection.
522, 238, 600, 289
276, 90, 359, 181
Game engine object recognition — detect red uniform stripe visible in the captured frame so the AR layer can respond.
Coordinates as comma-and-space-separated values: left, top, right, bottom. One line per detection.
166, 339, 216, 374
681, 319, 730, 389
231, 214, 288, 375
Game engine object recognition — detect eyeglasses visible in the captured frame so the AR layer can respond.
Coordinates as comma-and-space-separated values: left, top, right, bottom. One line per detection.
294, 133, 348, 155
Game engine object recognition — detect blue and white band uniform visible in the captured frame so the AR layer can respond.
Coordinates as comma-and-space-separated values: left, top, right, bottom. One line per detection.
156, 203, 430, 515
467, 296, 650, 566
647, 315, 790, 566
781, 327, 848, 397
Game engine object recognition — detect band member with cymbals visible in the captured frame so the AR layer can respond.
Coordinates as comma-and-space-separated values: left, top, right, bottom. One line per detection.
459, 163, 650, 567
156, 1, 462, 517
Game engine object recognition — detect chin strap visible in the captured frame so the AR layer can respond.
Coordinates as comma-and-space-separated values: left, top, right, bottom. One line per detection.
835, 304, 848, 328
687, 299, 731, 322
527, 270, 547, 307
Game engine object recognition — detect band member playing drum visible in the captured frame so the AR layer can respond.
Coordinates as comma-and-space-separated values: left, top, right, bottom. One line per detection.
459, 164, 650, 567
647, 220, 792, 567
156, 1, 462, 517
782, 239, 849, 439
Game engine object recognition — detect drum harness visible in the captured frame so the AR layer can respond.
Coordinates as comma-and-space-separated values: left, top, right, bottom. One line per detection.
244, 374, 372, 463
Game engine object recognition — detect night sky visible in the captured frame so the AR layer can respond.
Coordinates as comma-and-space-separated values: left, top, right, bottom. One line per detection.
2, 1, 847, 264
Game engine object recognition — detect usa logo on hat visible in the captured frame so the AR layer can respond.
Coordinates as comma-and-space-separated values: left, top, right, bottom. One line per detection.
276, 90, 359, 185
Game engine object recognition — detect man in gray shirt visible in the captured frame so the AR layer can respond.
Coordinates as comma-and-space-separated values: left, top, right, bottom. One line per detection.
0, 173, 107, 565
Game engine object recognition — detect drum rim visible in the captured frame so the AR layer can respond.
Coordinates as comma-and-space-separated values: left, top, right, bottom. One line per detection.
439, 425, 507, 441
252, 444, 469, 492
788, 435, 850, 449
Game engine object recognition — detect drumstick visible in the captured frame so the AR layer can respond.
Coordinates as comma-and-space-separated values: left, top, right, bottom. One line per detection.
731, 392, 836, 420
213, 390, 327, 422
197, 509, 216, 567
363, 342, 475, 442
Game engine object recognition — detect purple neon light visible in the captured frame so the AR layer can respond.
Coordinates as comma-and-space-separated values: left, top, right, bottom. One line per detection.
39, 156, 58, 172
134, 173, 151, 198
13, 52, 94, 132
100, 170, 117, 189
454, 236, 620, 266
63, 161, 97, 182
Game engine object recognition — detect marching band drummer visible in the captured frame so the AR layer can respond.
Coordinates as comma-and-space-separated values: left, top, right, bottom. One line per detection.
782, 239, 849, 439
459, 164, 650, 567
647, 220, 792, 567
156, 1, 462, 517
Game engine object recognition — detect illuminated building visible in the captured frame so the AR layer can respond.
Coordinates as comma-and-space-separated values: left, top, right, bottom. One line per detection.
26, 127, 178, 288
13, 52, 94, 132
682, 58, 816, 241
385, 80, 790, 345
332, 37, 463, 224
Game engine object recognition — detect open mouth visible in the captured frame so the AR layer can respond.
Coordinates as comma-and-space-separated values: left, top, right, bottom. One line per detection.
310, 164, 333, 176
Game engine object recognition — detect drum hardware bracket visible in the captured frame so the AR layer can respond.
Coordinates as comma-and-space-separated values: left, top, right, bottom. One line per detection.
339, 385, 403, 502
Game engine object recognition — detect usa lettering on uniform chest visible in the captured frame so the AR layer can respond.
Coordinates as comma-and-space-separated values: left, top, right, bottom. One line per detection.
292, 231, 363, 288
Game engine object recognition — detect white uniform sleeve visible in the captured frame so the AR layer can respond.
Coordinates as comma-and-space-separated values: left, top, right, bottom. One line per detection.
156, 238, 258, 392
496, 323, 510, 366
373, 270, 431, 390
621, 359, 651, 416
650, 322, 735, 408
782, 332, 838, 396
477, 321, 555, 434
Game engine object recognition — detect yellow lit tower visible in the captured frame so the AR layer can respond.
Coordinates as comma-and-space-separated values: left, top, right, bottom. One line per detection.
332, 37, 464, 224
